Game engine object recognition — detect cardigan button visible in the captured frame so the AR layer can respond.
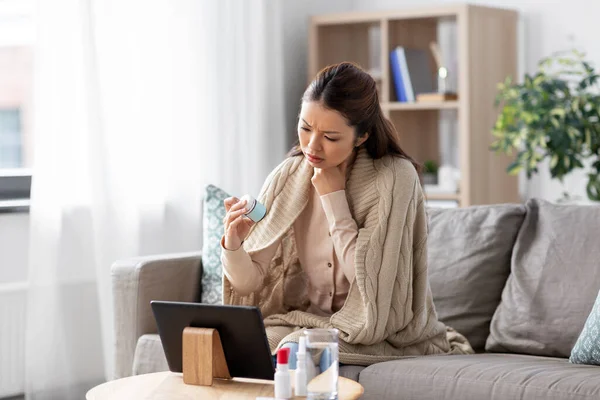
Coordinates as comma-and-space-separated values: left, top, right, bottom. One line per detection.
329, 292, 332, 297
327, 263, 332, 268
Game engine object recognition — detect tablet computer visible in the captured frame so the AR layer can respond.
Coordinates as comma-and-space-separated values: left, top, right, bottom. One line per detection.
151, 301, 275, 380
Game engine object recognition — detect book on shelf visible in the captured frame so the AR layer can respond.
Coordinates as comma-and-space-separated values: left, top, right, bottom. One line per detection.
389, 48, 407, 102
389, 46, 435, 103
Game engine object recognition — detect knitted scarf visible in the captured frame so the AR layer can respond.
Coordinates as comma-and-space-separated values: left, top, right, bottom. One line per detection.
223, 148, 473, 365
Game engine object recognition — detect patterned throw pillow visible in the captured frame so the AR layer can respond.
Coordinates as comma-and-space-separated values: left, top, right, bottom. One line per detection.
201, 184, 231, 304
570, 290, 600, 365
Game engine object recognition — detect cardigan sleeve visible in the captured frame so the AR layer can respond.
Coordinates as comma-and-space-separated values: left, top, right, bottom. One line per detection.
320, 190, 359, 283
220, 235, 280, 296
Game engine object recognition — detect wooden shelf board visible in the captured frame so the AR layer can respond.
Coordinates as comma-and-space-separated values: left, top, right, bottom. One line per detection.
383, 101, 459, 111
425, 193, 461, 201
311, 5, 463, 25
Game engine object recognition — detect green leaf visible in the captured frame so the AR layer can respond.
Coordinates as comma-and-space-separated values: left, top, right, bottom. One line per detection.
567, 126, 579, 139
507, 161, 522, 175
586, 173, 600, 201
585, 129, 592, 149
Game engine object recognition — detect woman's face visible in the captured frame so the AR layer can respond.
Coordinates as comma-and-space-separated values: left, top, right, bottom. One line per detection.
297, 101, 367, 169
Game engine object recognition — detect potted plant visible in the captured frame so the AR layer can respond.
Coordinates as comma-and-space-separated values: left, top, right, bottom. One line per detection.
490, 50, 600, 202
423, 160, 439, 185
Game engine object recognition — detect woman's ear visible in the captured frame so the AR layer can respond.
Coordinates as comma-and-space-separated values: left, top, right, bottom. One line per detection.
356, 133, 369, 147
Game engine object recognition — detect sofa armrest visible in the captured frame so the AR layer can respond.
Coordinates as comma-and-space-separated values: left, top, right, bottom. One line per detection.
111, 251, 202, 379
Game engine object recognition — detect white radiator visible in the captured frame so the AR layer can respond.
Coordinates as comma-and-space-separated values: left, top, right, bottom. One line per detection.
0, 282, 26, 398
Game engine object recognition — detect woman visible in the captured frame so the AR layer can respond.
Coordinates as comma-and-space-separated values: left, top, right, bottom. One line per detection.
220, 62, 473, 368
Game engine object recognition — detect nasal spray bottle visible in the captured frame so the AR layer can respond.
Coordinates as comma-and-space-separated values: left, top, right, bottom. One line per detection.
275, 347, 292, 399
294, 337, 308, 396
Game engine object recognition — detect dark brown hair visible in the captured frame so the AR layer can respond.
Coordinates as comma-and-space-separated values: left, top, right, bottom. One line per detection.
288, 62, 419, 172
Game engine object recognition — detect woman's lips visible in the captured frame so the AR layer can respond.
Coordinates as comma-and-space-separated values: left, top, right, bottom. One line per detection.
305, 153, 323, 163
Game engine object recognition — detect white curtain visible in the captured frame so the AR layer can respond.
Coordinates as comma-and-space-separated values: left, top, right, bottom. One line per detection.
26, 0, 285, 398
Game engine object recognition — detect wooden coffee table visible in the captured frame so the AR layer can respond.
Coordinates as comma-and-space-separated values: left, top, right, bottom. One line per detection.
86, 370, 364, 400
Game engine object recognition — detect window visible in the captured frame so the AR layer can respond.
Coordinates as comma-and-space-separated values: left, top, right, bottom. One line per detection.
0, 108, 22, 167
0, 0, 34, 211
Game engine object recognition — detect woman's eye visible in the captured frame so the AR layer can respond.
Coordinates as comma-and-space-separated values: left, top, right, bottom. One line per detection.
300, 126, 310, 132
325, 137, 338, 142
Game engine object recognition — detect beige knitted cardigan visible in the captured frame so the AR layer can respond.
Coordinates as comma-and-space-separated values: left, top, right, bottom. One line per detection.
223, 148, 473, 365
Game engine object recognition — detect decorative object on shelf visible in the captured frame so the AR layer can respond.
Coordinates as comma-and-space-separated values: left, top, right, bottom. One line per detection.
414, 41, 458, 103
423, 160, 439, 185
423, 163, 460, 205
491, 50, 600, 201
437, 164, 460, 193
430, 42, 448, 93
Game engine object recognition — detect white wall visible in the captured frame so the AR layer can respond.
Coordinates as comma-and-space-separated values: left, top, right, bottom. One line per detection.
281, 0, 356, 149
350, 0, 600, 202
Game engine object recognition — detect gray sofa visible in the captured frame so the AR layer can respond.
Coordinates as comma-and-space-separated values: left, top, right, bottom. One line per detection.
112, 198, 600, 399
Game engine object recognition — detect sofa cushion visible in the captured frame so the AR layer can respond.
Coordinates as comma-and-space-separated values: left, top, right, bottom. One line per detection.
486, 199, 600, 358
132, 334, 169, 375
201, 184, 231, 304
339, 365, 365, 382
427, 204, 526, 351
358, 354, 600, 400
570, 289, 600, 365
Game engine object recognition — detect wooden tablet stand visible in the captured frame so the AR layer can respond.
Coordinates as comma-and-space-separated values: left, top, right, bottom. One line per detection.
182, 327, 232, 386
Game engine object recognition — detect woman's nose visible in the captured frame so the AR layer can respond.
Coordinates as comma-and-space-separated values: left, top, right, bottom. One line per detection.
308, 134, 322, 151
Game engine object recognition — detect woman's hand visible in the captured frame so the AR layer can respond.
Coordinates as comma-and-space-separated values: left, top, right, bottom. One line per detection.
223, 197, 255, 251
311, 158, 349, 195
